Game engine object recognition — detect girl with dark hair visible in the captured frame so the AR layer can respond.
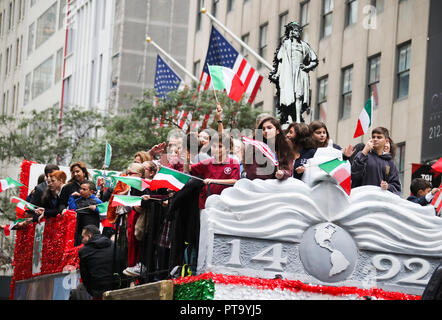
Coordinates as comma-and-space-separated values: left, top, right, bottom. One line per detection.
245, 116, 295, 180
351, 127, 401, 195
309, 120, 356, 159
60, 161, 91, 207
286, 123, 317, 180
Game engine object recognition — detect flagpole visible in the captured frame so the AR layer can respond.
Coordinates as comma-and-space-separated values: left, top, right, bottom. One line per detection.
146, 37, 199, 82
201, 8, 273, 71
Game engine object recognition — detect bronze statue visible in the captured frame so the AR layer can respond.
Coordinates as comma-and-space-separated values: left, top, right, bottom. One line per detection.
269, 22, 318, 124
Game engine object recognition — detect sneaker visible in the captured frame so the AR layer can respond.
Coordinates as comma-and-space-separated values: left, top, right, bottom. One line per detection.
123, 263, 143, 277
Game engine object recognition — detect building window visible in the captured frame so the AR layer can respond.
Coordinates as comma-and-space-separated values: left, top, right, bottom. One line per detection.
59, 0, 66, 30
254, 101, 263, 110
36, 2, 57, 49
12, 84, 16, 114
5, 47, 9, 76
15, 37, 20, 67
258, 23, 268, 69
196, 0, 202, 31
371, 0, 384, 13
212, 0, 219, 17
397, 42, 411, 100
227, 0, 234, 12
27, 22, 35, 56
345, 0, 358, 27
8, 2, 13, 30
396, 142, 406, 192
193, 60, 200, 78
24, 72, 31, 105
321, 0, 333, 39
340, 66, 353, 120
278, 11, 288, 42
55, 47, 63, 83
32, 55, 54, 99
300, 1, 310, 42
241, 33, 249, 58
315, 76, 328, 121
367, 54, 381, 106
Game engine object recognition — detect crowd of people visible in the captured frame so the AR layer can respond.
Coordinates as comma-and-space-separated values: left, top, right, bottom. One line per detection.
1, 104, 440, 300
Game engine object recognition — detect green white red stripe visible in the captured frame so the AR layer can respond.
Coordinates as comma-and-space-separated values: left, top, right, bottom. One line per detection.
208, 65, 246, 102
150, 167, 191, 192
111, 195, 142, 207
113, 176, 151, 191
0, 177, 23, 193
353, 96, 373, 139
11, 196, 36, 213
318, 158, 352, 195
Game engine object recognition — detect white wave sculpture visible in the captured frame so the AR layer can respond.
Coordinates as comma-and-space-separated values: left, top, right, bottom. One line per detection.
198, 144, 442, 294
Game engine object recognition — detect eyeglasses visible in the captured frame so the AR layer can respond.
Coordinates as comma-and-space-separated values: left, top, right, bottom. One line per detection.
127, 171, 139, 176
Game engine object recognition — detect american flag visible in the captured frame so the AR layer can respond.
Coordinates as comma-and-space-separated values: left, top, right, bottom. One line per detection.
153, 55, 191, 130
200, 26, 263, 104
154, 55, 182, 99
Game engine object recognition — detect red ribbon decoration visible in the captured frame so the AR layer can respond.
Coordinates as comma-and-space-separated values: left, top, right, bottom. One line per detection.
173, 273, 421, 300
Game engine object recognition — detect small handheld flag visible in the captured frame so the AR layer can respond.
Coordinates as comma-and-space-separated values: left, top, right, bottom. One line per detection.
242, 136, 279, 166
0, 177, 23, 193
150, 167, 191, 192
353, 97, 373, 139
113, 176, 151, 191
208, 65, 246, 102
104, 142, 112, 168
111, 195, 142, 208
11, 196, 37, 214
318, 158, 352, 196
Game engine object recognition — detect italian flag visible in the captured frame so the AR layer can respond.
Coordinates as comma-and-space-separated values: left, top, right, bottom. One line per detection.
97, 202, 109, 214
111, 195, 142, 207
208, 65, 246, 102
2, 219, 27, 236
113, 176, 151, 191
150, 167, 191, 192
11, 196, 36, 214
353, 96, 374, 139
432, 189, 442, 217
318, 158, 352, 196
0, 177, 23, 193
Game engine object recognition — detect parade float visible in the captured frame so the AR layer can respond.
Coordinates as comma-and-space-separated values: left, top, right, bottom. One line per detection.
174, 146, 442, 300
8, 146, 442, 300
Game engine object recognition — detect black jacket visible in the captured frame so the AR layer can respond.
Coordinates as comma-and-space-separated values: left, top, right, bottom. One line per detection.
422, 260, 442, 300
28, 181, 48, 207
78, 234, 115, 298
351, 151, 402, 195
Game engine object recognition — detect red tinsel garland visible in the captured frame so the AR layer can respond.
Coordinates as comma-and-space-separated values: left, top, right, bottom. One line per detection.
10, 160, 80, 300
173, 273, 421, 301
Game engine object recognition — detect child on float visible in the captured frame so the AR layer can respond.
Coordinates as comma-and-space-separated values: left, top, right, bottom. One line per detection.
407, 178, 440, 207
184, 131, 240, 210
68, 180, 103, 246
286, 122, 317, 180
351, 127, 402, 195
244, 116, 295, 180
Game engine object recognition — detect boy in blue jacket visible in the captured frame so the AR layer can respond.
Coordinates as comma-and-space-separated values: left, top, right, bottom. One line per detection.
351, 127, 402, 195
69, 181, 103, 246
407, 178, 439, 206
